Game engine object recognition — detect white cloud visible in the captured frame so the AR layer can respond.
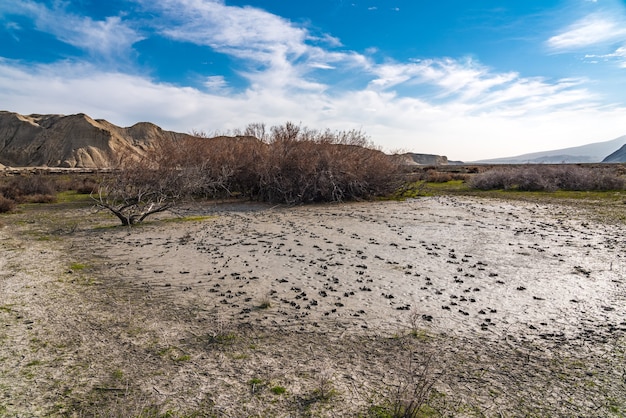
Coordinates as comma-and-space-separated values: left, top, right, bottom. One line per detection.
547, 14, 626, 50
0, 0, 142, 60
139, 0, 365, 92
203, 75, 229, 93
586, 46, 626, 67
2, 57, 625, 161
367, 58, 594, 118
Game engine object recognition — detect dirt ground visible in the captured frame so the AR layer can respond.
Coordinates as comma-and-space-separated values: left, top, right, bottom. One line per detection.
1, 196, 625, 417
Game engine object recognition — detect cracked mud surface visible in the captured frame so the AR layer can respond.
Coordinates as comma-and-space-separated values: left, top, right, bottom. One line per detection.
1, 196, 625, 416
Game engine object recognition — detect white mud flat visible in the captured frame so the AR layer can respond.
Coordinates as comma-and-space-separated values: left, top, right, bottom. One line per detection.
99, 196, 626, 346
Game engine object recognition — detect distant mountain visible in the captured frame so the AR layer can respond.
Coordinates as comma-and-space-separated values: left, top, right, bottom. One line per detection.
0, 111, 195, 168
602, 144, 626, 163
474, 135, 626, 164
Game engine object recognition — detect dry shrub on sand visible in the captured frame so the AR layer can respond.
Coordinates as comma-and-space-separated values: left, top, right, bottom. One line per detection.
470, 165, 626, 192
0, 194, 16, 213
190, 122, 403, 204
0, 174, 58, 203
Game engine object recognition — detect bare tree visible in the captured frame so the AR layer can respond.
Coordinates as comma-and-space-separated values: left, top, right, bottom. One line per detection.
91, 141, 199, 226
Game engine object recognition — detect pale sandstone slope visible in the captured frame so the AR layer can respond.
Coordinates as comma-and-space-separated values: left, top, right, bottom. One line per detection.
0, 111, 193, 168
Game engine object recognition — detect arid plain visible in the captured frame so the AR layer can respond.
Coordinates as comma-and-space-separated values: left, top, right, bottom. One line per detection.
1, 194, 625, 416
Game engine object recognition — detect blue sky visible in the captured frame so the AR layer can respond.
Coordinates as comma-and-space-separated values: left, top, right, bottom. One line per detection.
1, 0, 626, 160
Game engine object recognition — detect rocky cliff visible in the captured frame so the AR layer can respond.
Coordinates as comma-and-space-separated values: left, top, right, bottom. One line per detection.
395, 152, 448, 166
0, 111, 194, 168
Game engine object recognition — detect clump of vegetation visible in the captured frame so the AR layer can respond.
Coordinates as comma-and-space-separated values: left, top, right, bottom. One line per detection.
469, 165, 626, 192
270, 385, 287, 395
0, 195, 16, 213
370, 351, 437, 418
193, 122, 404, 204
0, 174, 57, 205
93, 122, 405, 225
421, 169, 469, 183
0, 172, 99, 212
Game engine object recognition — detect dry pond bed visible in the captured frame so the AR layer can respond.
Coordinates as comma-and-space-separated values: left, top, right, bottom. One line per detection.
1, 196, 625, 417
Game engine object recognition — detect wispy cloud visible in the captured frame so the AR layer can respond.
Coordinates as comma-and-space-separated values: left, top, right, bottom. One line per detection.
585, 46, 626, 68
0, 0, 142, 61
1, 1, 625, 160
140, 0, 364, 92
203, 75, 230, 93
367, 58, 592, 117
547, 14, 626, 50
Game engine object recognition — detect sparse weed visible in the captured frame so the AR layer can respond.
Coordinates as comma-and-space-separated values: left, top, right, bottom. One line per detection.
258, 293, 272, 309
69, 262, 87, 271
370, 351, 437, 418
248, 378, 266, 394
312, 373, 338, 402
270, 385, 287, 395
0, 195, 16, 213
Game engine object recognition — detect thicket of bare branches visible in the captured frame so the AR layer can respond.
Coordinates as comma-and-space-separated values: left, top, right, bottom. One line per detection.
0, 174, 57, 204
469, 165, 626, 191
92, 122, 402, 225
194, 122, 403, 204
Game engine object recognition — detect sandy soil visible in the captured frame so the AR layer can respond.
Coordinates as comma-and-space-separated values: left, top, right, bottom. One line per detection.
1, 196, 625, 416
100, 197, 626, 341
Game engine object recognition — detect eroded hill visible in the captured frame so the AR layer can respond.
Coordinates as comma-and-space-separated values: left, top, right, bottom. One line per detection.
0, 111, 194, 168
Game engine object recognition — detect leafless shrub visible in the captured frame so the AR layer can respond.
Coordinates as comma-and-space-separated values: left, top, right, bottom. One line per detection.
423, 170, 469, 183
469, 165, 626, 192
467, 168, 509, 190
243, 122, 269, 142
23, 193, 56, 203
187, 122, 403, 204
0, 195, 16, 213
0, 174, 58, 202
91, 122, 403, 224
552, 165, 626, 190
71, 176, 99, 194
253, 122, 402, 204
514, 167, 555, 191
191, 134, 266, 199
390, 351, 436, 418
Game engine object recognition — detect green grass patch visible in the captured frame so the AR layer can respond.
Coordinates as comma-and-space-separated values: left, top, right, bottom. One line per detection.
69, 262, 88, 271
0, 305, 15, 314
55, 191, 94, 204
392, 180, 469, 199
207, 332, 237, 345
410, 329, 433, 342
270, 386, 287, 395
423, 179, 468, 193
